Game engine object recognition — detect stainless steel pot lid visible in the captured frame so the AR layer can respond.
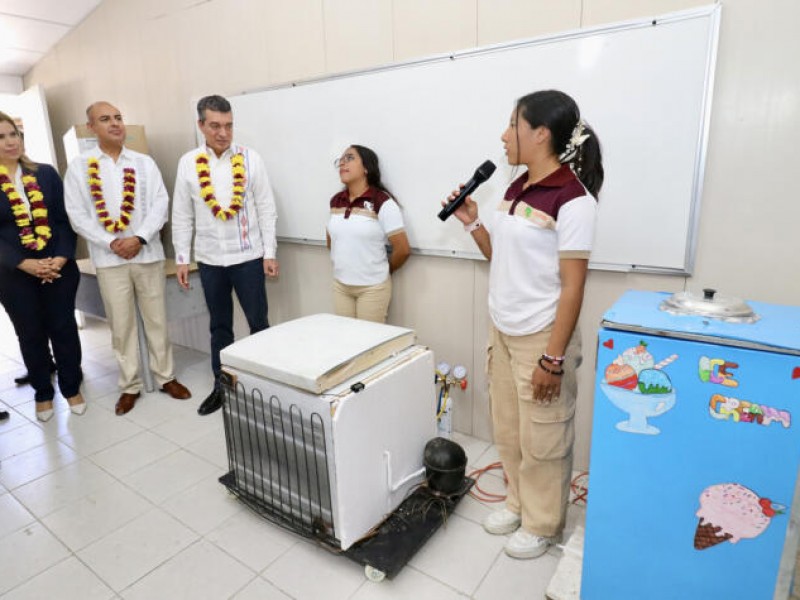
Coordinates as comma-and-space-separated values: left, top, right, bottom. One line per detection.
659, 288, 759, 323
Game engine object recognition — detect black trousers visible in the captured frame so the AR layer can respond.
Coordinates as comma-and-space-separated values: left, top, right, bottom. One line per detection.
198, 258, 268, 384
0, 260, 83, 402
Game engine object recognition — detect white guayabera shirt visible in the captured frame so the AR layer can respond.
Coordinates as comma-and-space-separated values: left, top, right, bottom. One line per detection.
172, 143, 277, 267
64, 147, 168, 269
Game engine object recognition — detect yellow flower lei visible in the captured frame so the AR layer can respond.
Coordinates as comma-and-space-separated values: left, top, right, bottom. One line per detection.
87, 158, 136, 232
0, 165, 52, 251
195, 152, 246, 220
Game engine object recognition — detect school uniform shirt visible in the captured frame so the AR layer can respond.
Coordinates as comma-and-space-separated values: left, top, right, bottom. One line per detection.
172, 143, 277, 267
64, 147, 168, 268
0, 163, 76, 270
488, 165, 597, 336
327, 186, 405, 286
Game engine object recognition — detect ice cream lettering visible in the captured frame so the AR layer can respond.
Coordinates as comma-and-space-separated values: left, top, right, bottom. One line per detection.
709, 394, 791, 428
698, 356, 739, 387
694, 483, 783, 550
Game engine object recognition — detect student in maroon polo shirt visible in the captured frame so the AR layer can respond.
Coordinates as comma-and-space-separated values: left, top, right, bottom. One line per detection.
446, 90, 604, 559
326, 145, 410, 323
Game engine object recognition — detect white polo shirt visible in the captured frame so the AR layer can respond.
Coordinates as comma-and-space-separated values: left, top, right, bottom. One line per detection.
488, 166, 597, 336
327, 186, 405, 286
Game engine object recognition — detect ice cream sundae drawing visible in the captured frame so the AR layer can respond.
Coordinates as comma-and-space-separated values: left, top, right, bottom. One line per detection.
601, 340, 678, 435
694, 483, 783, 550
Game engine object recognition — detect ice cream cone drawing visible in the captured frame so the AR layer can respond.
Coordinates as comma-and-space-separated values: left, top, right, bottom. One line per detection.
694, 521, 732, 549
694, 483, 783, 550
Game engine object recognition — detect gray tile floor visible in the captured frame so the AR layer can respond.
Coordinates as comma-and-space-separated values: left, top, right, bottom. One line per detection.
0, 312, 584, 599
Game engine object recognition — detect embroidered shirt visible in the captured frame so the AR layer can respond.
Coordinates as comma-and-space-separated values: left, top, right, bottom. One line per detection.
64, 147, 168, 268
327, 186, 404, 285
488, 165, 597, 335
172, 143, 277, 267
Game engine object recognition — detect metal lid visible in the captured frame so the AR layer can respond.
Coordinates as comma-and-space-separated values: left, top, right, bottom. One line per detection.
659, 288, 760, 323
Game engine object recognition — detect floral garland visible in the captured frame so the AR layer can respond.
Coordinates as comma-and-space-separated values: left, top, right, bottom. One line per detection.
0, 165, 52, 251
195, 152, 246, 220
87, 158, 136, 232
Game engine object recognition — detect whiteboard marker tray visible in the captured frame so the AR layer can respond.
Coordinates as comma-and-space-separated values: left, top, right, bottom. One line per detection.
220, 313, 416, 394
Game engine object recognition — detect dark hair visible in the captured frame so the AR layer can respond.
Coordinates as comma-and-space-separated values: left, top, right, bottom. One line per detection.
515, 90, 604, 197
349, 144, 397, 201
197, 95, 232, 122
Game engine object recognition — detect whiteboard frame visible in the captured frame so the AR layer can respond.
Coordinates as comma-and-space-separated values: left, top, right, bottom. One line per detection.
232, 5, 721, 274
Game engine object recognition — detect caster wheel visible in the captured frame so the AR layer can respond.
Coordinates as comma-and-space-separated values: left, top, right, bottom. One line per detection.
364, 565, 386, 582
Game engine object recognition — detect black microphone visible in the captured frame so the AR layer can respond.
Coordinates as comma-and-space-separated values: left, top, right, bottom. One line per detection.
437, 160, 497, 221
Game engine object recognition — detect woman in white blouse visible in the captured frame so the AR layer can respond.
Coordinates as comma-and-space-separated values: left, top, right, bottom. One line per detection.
326, 145, 410, 323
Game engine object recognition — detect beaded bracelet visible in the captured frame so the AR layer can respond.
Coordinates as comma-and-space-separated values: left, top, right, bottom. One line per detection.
537, 357, 564, 376
542, 353, 565, 366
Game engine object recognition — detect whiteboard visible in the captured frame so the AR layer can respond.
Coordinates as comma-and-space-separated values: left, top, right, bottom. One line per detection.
230, 5, 720, 274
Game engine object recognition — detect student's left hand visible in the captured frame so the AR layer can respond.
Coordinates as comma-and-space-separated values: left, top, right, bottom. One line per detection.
531, 366, 562, 405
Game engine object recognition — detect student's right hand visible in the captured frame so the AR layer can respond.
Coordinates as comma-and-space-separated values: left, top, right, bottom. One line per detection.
442, 184, 478, 225
176, 264, 190, 290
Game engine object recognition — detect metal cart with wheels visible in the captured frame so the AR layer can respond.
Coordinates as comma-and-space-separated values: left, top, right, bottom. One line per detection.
220, 471, 474, 582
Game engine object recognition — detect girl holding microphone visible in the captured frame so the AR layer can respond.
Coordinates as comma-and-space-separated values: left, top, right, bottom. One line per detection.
446, 90, 603, 559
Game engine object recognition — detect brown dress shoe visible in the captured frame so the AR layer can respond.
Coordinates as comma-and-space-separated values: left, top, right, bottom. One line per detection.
159, 379, 191, 400
115, 392, 140, 415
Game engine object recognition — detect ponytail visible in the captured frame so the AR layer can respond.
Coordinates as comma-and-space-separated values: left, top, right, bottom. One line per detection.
573, 124, 604, 197
516, 90, 605, 197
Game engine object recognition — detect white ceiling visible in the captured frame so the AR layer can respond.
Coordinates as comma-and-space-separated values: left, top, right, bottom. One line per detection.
0, 0, 104, 77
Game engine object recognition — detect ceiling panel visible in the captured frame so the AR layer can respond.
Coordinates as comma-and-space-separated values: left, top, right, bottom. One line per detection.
0, 0, 101, 26
0, 0, 104, 77
0, 14, 70, 51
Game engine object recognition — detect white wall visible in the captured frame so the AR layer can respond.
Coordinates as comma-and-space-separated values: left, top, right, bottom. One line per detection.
0, 75, 23, 94
23, 0, 800, 469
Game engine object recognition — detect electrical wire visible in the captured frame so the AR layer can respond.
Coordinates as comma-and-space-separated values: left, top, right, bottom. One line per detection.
467, 464, 590, 506
467, 462, 506, 503
570, 470, 589, 506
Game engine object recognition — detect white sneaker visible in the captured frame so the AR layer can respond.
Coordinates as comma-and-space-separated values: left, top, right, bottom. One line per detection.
483, 508, 521, 535
504, 529, 557, 559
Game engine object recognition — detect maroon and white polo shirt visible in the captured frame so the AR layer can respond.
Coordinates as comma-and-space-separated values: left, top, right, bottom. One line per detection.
327, 186, 405, 286
488, 165, 597, 336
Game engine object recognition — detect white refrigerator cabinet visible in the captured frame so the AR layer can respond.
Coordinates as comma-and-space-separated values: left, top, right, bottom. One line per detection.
219, 314, 436, 550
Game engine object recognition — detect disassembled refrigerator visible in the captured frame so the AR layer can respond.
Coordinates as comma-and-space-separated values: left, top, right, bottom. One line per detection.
217, 313, 437, 552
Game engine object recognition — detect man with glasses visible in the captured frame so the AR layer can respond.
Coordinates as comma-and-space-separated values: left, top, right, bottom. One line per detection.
172, 95, 279, 416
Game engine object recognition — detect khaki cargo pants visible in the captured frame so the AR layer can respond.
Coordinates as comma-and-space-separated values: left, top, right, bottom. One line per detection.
488, 323, 581, 537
